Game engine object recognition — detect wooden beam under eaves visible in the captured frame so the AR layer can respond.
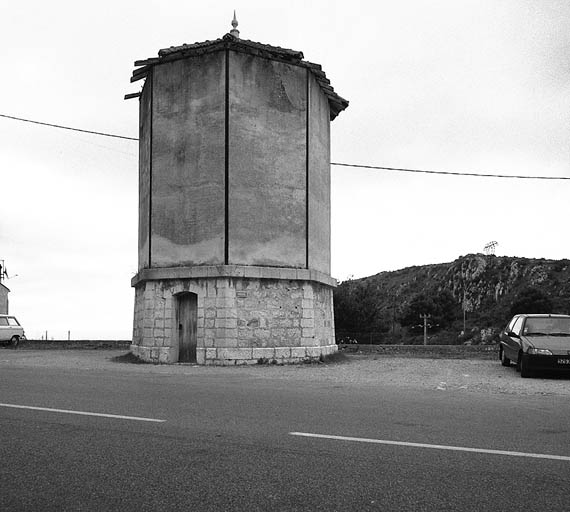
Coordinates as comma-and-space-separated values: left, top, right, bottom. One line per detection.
134, 58, 160, 67
124, 92, 141, 100
131, 65, 150, 83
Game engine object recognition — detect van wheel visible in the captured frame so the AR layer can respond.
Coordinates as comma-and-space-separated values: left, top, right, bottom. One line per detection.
10, 336, 19, 348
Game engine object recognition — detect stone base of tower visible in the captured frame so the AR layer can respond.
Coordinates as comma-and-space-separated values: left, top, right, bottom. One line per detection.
130, 265, 337, 365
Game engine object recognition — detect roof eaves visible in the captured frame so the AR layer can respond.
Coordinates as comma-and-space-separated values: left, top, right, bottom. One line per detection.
130, 33, 348, 118
225, 35, 304, 61
158, 38, 225, 57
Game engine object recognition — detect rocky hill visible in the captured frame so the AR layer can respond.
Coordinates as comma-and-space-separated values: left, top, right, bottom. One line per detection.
333, 254, 570, 345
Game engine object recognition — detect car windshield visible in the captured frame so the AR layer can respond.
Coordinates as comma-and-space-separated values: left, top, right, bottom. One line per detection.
523, 317, 570, 336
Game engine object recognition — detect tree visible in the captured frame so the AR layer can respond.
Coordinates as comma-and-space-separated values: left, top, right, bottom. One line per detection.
510, 287, 553, 316
333, 279, 390, 333
400, 290, 458, 331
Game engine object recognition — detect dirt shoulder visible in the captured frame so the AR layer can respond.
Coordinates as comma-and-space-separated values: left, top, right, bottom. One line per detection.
327, 354, 570, 396
1, 349, 568, 397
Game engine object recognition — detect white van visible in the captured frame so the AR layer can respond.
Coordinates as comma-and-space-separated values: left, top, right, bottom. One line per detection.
0, 314, 26, 346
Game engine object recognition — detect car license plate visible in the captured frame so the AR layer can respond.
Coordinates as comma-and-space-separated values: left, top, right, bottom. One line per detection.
557, 358, 570, 365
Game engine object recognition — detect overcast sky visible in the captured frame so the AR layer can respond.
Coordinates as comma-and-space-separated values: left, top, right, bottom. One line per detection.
1, 1, 569, 339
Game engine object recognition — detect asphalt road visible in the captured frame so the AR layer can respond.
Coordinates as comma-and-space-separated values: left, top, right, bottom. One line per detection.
1, 351, 569, 511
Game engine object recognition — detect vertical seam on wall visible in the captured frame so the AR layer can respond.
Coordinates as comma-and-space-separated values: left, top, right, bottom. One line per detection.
305, 69, 310, 270
148, 71, 153, 267
224, 49, 230, 265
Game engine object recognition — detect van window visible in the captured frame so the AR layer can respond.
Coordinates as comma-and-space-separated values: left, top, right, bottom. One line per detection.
0, 318, 8, 326
7, 317, 19, 326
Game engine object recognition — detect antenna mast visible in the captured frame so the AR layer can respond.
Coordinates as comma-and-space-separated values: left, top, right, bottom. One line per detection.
483, 241, 498, 255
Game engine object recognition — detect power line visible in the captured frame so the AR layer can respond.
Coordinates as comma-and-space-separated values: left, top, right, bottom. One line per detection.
0, 113, 138, 141
331, 162, 570, 180
1, 112, 568, 180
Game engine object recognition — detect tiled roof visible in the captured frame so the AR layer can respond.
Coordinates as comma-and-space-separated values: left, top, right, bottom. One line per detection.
131, 33, 348, 120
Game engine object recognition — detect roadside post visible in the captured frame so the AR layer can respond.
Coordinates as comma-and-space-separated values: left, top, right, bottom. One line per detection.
420, 314, 431, 345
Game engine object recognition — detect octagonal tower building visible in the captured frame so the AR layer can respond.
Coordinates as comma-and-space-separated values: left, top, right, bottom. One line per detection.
128, 19, 348, 364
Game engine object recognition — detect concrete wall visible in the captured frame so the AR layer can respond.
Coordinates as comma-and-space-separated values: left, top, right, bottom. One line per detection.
131, 276, 336, 364
228, 51, 307, 268
308, 73, 331, 274
138, 78, 151, 270
139, 49, 334, 274
151, 53, 226, 267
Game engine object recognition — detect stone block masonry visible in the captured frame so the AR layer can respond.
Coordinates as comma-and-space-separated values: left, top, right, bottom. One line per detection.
131, 266, 337, 364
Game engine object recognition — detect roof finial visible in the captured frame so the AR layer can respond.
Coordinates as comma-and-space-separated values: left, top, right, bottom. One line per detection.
230, 10, 240, 39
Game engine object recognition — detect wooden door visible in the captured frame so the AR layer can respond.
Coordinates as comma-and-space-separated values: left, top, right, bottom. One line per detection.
177, 293, 197, 363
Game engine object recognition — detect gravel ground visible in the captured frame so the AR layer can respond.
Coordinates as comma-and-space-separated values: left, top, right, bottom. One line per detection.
1, 349, 569, 396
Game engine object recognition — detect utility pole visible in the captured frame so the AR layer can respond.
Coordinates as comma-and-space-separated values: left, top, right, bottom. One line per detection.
462, 291, 472, 335
462, 291, 466, 335
0, 260, 16, 282
420, 314, 431, 346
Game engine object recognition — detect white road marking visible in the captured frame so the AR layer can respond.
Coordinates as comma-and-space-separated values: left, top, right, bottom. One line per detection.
289, 432, 570, 462
0, 403, 165, 423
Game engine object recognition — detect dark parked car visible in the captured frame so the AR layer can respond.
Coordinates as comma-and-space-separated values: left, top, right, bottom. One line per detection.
499, 314, 570, 378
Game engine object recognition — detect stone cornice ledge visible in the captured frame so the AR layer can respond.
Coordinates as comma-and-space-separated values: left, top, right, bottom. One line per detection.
131, 265, 338, 288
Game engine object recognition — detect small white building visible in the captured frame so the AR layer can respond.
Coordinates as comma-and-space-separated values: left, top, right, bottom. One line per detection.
0, 283, 9, 315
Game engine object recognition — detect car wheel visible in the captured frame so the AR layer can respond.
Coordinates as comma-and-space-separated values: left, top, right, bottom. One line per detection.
515, 352, 522, 372
10, 336, 19, 348
520, 354, 532, 378
500, 348, 511, 367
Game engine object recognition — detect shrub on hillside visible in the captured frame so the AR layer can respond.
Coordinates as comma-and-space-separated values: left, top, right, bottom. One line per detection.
510, 287, 553, 316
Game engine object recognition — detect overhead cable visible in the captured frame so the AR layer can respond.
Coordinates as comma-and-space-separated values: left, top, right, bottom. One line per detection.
331, 162, 570, 180
0, 113, 138, 141
1, 113, 568, 180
